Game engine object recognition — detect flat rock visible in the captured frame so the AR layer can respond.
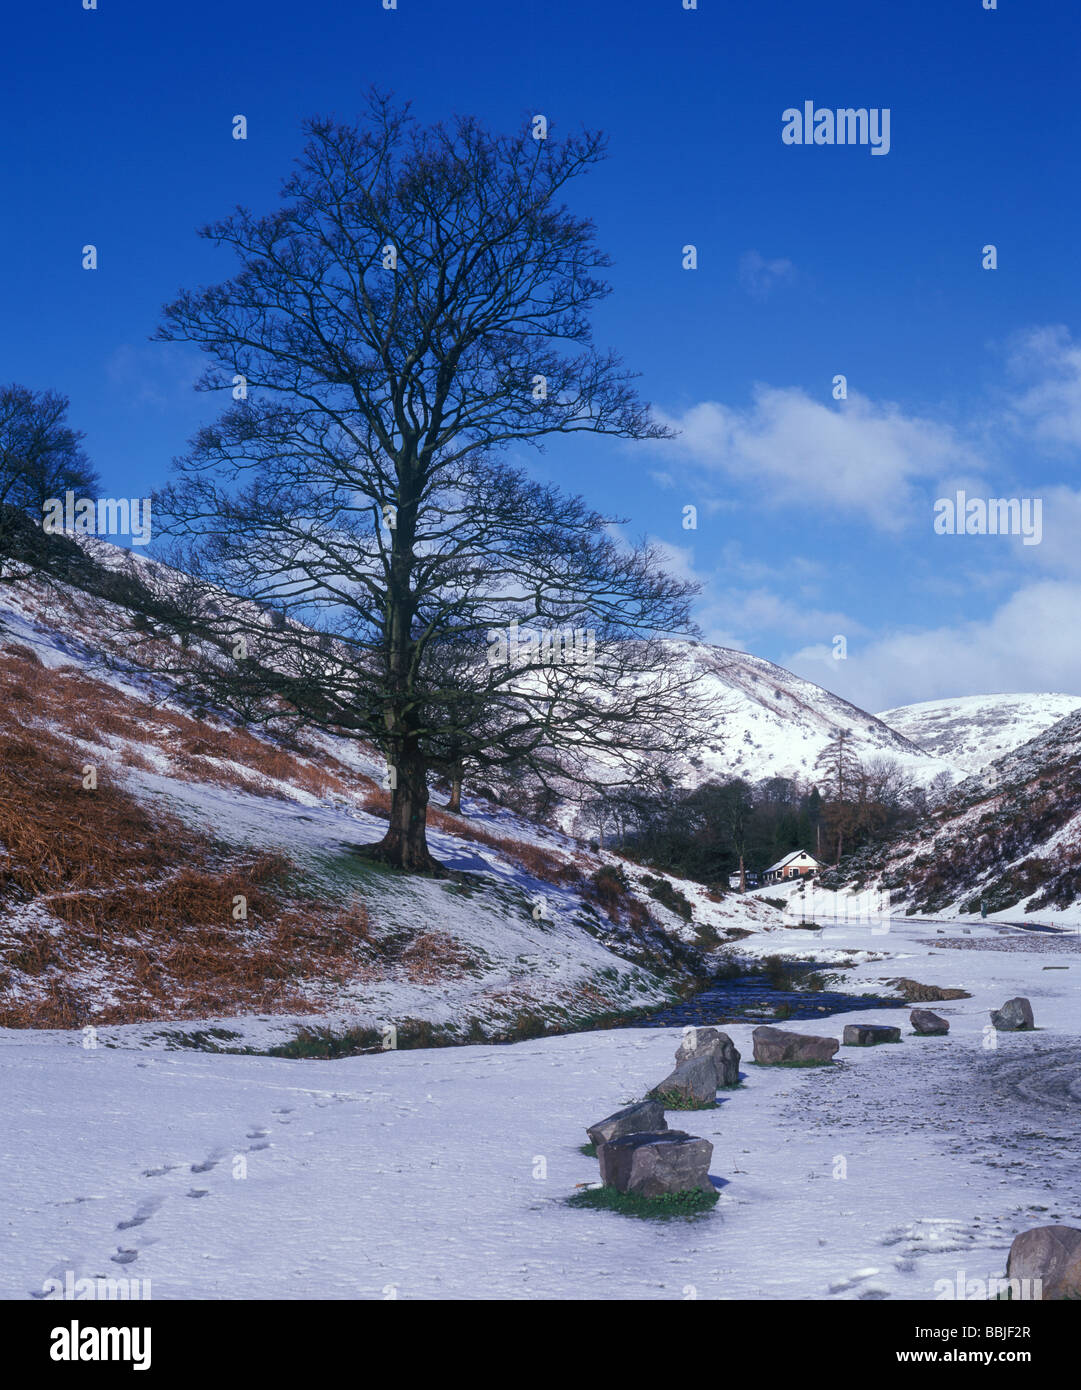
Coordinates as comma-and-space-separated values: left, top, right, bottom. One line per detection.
752, 1025, 839, 1065
649, 1054, 718, 1108
675, 1026, 741, 1088
1006, 1225, 1081, 1300
910, 1009, 949, 1035
586, 1099, 667, 1148
598, 1130, 714, 1197
991, 996, 1035, 1031
842, 1023, 901, 1046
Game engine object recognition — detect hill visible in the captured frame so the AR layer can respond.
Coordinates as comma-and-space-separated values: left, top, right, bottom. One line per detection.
820, 707, 1081, 920
876, 693, 1081, 778
0, 556, 774, 1045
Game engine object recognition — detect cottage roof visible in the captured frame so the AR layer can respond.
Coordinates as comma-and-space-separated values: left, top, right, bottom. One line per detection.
764, 850, 822, 874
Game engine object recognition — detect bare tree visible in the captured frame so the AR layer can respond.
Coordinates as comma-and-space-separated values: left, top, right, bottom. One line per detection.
0, 384, 99, 582
154, 98, 712, 872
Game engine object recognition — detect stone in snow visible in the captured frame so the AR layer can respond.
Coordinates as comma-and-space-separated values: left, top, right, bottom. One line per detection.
1006, 1225, 1081, 1300
842, 1023, 901, 1046
674, 1026, 741, 1088
752, 1026, 839, 1065
990, 996, 1035, 1031
649, 1054, 719, 1107
586, 1099, 667, 1149
598, 1130, 714, 1197
910, 1008, 950, 1035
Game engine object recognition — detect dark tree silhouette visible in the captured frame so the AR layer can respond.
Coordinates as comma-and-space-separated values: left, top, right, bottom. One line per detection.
154, 97, 711, 872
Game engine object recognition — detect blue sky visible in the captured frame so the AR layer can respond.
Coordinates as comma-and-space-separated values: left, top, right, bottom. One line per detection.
3, 0, 1080, 710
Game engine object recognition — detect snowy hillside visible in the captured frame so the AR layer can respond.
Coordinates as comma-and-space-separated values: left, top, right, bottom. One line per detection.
823, 706, 1081, 920
0, 560, 775, 1044
877, 694, 1081, 778
659, 642, 952, 790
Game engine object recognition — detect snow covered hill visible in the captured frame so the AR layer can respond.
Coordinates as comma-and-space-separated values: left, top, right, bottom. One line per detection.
0, 559, 775, 1045
876, 694, 1081, 778
658, 641, 953, 790
823, 706, 1081, 920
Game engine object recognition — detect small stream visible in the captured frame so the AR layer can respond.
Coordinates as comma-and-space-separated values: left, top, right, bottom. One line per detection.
630, 961, 907, 1031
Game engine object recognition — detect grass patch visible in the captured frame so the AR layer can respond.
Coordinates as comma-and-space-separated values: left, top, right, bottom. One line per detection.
750, 1058, 836, 1068
567, 1185, 719, 1220
648, 1089, 718, 1111
579, 1142, 597, 1158
267, 1025, 385, 1059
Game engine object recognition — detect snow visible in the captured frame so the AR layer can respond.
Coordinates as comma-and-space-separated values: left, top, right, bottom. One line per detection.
663, 642, 955, 791
2, 913, 1077, 1301
877, 693, 1081, 778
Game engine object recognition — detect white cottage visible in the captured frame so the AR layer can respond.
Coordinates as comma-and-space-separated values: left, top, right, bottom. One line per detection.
761, 850, 824, 885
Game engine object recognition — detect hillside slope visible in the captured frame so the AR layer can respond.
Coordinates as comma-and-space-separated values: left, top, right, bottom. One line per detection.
877, 693, 1081, 778
0, 563, 774, 1045
655, 641, 952, 790
822, 707, 1081, 920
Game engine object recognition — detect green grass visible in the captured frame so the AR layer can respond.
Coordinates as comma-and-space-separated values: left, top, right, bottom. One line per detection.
648, 1089, 718, 1110
578, 1142, 597, 1158
567, 1185, 719, 1220
750, 1057, 836, 1068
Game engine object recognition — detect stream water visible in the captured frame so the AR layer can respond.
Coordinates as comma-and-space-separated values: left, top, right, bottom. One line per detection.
631, 961, 907, 1031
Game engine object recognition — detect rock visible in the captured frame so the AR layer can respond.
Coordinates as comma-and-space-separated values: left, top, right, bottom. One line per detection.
752, 1026, 839, 1065
886, 977, 970, 1002
675, 1026, 741, 1088
586, 1099, 667, 1149
991, 996, 1035, 1031
598, 1130, 714, 1197
1006, 1226, 1081, 1300
842, 1023, 901, 1046
649, 1054, 719, 1108
910, 1009, 950, 1035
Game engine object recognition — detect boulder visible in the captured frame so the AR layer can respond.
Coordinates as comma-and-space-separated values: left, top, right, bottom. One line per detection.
1006, 1225, 1081, 1300
910, 1009, 949, 1035
598, 1130, 714, 1197
842, 1023, 901, 1046
586, 1099, 667, 1149
752, 1025, 839, 1065
649, 1054, 719, 1108
675, 1026, 741, 1088
990, 996, 1035, 1031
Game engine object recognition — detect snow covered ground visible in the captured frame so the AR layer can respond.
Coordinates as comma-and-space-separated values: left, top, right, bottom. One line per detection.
3, 913, 1077, 1301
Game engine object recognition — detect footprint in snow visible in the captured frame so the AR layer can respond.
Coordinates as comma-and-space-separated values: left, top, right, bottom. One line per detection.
117, 1198, 163, 1231
142, 1165, 175, 1178
190, 1158, 219, 1173
187, 1189, 210, 1199
246, 1129, 269, 1139
111, 1250, 138, 1265
248, 1142, 270, 1152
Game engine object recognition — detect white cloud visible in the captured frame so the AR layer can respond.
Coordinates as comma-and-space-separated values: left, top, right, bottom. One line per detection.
738, 251, 795, 299
787, 581, 1081, 711
1006, 325, 1081, 449
660, 387, 983, 531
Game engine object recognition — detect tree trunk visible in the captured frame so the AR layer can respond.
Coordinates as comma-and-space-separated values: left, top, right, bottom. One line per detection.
446, 771, 463, 814
368, 743, 443, 873
739, 853, 746, 894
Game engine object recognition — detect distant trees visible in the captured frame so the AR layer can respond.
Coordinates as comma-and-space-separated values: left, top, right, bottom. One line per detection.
0, 384, 99, 581
620, 750, 926, 886
153, 97, 713, 871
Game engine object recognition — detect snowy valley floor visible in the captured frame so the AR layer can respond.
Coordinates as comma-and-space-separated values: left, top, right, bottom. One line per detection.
2, 914, 1078, 1301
